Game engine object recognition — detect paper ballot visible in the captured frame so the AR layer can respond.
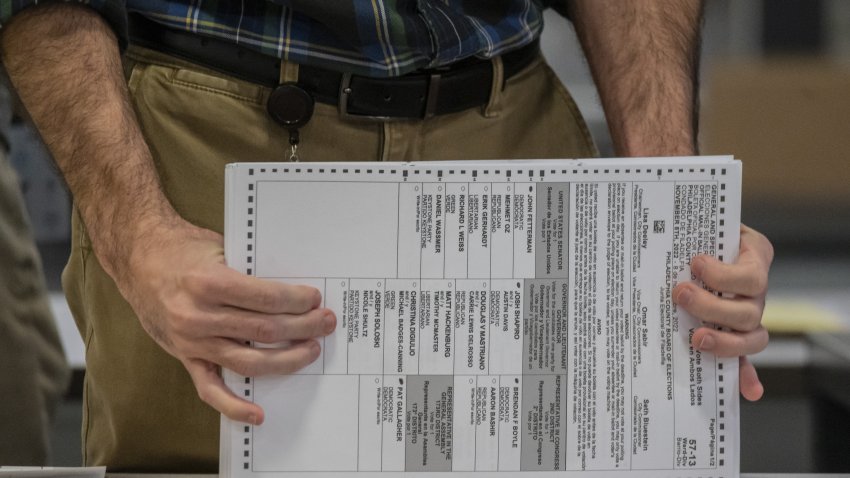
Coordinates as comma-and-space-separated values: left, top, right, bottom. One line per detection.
221, 157, 741, 478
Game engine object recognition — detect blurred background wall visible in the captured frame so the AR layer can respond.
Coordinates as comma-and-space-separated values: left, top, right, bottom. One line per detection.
4, 0, 849, 472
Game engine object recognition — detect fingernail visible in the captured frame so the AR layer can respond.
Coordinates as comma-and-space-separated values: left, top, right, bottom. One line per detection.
323, 313, 336, 334
311, 341, 321, 358
312, 289, 323, 308
691, 258, 705, 279
248, 414, 257, 425
676, 288, 692, 306
698, 335, 715, 351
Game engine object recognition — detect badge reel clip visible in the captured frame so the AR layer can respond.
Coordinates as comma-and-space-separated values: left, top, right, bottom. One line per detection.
267, 84, 314, 162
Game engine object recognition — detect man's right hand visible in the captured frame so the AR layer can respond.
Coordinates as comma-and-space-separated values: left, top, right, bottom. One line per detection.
120, 219, 337, 424
0, 3, 335, 424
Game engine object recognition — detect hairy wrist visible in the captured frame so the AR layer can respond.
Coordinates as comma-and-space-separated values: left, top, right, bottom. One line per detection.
570, 0, 703, 157
1, 3, 179, 280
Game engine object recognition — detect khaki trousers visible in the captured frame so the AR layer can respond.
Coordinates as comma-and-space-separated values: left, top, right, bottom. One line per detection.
64, 46, 596, 471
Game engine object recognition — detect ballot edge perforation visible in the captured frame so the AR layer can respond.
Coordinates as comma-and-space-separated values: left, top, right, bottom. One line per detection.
244, 176, 257, 471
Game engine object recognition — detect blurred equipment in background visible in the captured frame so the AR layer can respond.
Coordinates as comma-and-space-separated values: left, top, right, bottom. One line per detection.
702, 59, 850, 248
809, 333, 850, 472
702, 0, 850, 250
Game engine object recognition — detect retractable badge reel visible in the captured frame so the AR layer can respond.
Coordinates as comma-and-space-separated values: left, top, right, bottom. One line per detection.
267, 83, 314, 162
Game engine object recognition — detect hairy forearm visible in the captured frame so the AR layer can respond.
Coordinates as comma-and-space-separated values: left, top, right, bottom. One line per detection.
570, 0, 703, 156
1, 4, 179, 282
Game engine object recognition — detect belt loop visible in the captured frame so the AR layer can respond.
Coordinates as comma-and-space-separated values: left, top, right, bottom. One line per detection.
482, 56, 504, 118
279, 60, 299, 84
424, 73, 441, 119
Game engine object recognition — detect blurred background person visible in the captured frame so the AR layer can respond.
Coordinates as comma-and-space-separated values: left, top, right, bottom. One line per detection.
0, 80, 69, 465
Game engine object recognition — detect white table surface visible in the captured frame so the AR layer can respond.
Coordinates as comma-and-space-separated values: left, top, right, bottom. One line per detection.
84, 471, 850, 478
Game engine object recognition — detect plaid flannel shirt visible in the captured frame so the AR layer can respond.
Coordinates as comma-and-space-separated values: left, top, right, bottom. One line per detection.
1, 0, 566, 77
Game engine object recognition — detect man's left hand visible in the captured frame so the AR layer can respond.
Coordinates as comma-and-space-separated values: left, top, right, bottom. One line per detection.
673, 224, 774, 401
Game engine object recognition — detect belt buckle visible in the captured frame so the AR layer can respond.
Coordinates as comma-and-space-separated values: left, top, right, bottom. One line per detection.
338, 72, 442, 121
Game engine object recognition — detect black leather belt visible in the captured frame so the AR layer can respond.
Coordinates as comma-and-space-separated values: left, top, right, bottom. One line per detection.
128, 13, 539, 120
